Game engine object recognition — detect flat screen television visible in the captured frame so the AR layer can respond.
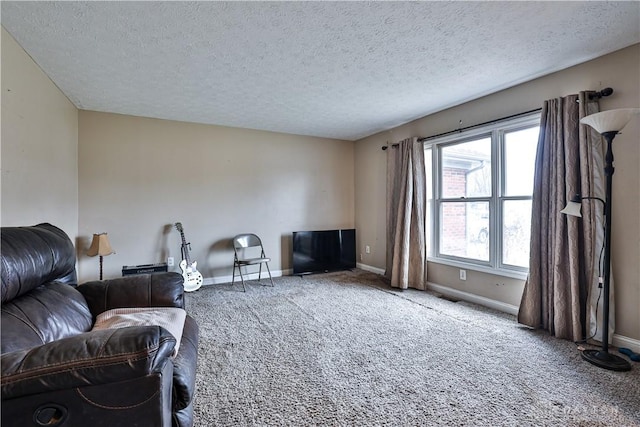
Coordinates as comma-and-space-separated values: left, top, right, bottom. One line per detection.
292, 229, 356, 275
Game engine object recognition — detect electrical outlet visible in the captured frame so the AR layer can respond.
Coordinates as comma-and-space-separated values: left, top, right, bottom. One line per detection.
459, 269, 466, 281
167, 257, 174, 267
359, 253, 363, 261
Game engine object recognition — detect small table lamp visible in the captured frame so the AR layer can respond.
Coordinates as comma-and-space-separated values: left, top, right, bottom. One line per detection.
87, 233, 115, 280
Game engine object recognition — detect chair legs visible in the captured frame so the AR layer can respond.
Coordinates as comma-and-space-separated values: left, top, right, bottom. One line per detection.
232, 262, 273, 291
264, 262, 274, 287
232, 262, 247, 292
256, 262, 274, 287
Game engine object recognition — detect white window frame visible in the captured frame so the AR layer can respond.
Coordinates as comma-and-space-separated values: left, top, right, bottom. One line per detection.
425, 112, 540, 280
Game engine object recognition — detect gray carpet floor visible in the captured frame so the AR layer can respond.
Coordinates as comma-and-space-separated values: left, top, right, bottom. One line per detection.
185, 270, 640, 426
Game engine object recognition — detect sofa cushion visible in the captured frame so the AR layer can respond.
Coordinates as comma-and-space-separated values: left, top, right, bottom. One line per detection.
78, 273, 185, 318
93, 307, 186, 357
1, 223, 77, 303
1, 282, 93, 354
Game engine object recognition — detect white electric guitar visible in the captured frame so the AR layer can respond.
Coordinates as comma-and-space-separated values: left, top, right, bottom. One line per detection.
174, 222, 203, 292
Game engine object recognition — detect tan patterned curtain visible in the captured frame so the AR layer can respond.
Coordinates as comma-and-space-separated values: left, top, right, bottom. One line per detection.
385, 137, 427, 290
518, 92, 604, 341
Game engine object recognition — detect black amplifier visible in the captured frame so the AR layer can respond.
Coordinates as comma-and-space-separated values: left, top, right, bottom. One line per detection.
122, 262, 168, 276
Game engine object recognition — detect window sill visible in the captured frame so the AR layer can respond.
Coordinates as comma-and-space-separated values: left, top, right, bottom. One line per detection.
426, 257, 528, 280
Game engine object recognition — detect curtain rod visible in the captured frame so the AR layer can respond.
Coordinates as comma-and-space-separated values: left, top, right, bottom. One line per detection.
381, 87, 614, 150
417, 108, 541, 143
381, 108, 539, 150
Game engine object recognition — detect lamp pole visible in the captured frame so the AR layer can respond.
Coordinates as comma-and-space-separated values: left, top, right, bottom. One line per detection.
580, 130, 630, 371
600, 131, 615, 354
576, 108, 640, 371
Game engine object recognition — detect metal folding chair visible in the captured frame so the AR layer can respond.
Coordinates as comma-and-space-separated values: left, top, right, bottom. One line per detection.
232, 233, 274, 291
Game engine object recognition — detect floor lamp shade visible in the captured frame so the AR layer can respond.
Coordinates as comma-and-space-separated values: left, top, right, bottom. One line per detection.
580, 108, 640, 134
573, 108, 639, 372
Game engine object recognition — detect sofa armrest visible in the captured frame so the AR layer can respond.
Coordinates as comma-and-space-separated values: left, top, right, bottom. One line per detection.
172, 315, 199, 411
1, 326, 176, 400
78, 272, 185, 318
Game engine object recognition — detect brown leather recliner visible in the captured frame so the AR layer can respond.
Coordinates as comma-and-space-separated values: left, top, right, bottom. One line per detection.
1, 223, 199, 427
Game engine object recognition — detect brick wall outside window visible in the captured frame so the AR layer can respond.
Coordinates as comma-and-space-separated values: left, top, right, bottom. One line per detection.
441, 167, 467, 255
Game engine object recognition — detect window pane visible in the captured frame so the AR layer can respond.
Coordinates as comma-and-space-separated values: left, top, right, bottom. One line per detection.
441, 138, 491, 198
504, 127, 539, 196
425, 148, 433, 257
440, 201, 489, 261
502, 200, 532, 267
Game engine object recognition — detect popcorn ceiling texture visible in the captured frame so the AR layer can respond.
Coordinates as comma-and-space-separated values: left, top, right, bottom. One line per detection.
2, 1, 639, 140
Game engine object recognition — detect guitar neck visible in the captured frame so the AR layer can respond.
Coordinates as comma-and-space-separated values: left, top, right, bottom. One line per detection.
179, 232, 192, 265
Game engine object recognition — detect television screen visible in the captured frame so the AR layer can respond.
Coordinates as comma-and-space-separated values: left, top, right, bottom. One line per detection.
292, 229, 356, 275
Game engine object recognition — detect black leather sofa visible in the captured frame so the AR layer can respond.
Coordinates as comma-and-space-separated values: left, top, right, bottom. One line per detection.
1, 223, 199, 427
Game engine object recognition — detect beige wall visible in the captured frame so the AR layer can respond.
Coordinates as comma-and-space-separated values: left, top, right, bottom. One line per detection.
78, 111, 354, 283
355, 44, 640, 342
1, 28, 79, 238
0, 26, 354, 284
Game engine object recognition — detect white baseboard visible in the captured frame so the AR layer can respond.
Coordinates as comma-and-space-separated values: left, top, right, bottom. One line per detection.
202, 269, 290, 286
357, 263, 385, 276
427, 281, 640, 353
426, 281, 520, 315
204, 265, 383, 285
612, 334, 640, 353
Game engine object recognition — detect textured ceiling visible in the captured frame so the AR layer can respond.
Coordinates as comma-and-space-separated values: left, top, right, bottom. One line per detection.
2, 1, 639, 141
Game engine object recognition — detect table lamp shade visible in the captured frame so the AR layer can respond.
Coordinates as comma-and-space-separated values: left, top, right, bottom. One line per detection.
87, 233, 114, 257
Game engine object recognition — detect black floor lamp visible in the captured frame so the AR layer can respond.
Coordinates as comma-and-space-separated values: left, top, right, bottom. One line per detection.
562, 108, 639, 371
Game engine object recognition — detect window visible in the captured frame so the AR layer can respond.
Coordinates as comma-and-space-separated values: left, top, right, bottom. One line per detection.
425, 113, 540, 278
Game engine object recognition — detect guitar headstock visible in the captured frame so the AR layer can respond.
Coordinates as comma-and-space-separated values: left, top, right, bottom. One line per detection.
175, 222, 183, 232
